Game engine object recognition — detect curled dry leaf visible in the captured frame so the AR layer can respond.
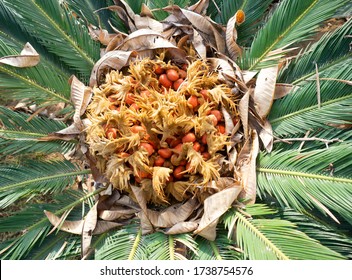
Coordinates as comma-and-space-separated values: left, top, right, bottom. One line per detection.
82, 202, 98, 257
99, 207, 138, 221
44, 209, 121, 235
252, 66, 278, 119
89, 50, 137, 86
194, 185, 242, 241
226, 13, 242, 61
259, 119, 274, 153
0, 42, 39, 68
69, 76, 92, 130
236, 130, 259, 204
188, 0, 209, 15
274, 83, 295, 99
147, 198, 198, 228
239, 89, 250, 139
165, 221, 199, 235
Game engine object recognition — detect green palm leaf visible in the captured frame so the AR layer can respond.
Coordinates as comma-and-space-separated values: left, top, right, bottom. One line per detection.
0, 189, 99, 259
279, 19, 352, 85
0, 106, 75, 155
0, 37, 71, 105
280, 209, 352, 259
0, 160, 90, 209
95, 223, 148, 260
233, 204, 344, 260
257, 145, 352, 224
1, 0, 100, 80
241, 0, 349, 70
214, 0, 273, 46
270, 61, 352, 137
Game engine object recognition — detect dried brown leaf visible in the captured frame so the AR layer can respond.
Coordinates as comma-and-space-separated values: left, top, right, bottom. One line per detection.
274, 83, 294, 99
239, 89, 250, 139
0, 42, 39, 68
188, 0, 209, 14
165, 221, 199, 235
99, 207, 137, 221
82, 202, 98, 257
226, 14, 241, 61
194, 186, 242, 240
242, 70, 258, 84
147, 198, 198, 228
69, 76, 92, 129
253, 66, 278, 119
236, 130, 259, 204
89, 50, 137, 86
259, 119, 273, 153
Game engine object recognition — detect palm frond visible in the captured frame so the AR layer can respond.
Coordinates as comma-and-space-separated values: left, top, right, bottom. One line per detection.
1, 0, 100, 81
26, 232, 81, 260
215, 0, 273, 47
280, 209, 352, 259
0, 106, 75, 156
270, 61, 352, 136
241, 0, 349, 70
257, 145, 352, 224
0, 160, 90, 209
279, 19, 352, 85
95, 222, 148, 260
233, 204, 344, 260
0, 36, 71, 105
0, 189, 98, 259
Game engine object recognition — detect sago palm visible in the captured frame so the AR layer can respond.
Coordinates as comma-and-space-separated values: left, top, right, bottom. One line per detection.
0, 0, 351, 260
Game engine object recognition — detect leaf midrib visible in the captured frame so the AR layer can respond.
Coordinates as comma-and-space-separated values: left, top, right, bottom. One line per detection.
257, 167, 352, 184
270, 93, 351, 124
292, 54, 352, 85
236, 211, 289, 260
249, 0, 319, 70
0, 65, 70, 103
30, 0, 95, 67
0, 169, 91, 192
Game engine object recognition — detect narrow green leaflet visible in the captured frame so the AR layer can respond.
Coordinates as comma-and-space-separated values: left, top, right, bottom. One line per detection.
241, 0, 349, 70
1, 0, 100, 80
279, 19, 352, 84
270, 62, 352, 136
0, 106, 75, 155
0, 160, 90, 209
234, 204, 344, 260
257, 146, 352, 224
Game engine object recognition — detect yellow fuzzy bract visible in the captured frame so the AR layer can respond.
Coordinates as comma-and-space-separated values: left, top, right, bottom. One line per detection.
85, 57, 239, 205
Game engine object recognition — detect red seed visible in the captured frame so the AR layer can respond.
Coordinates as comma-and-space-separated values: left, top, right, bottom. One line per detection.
106, 128, 118, 139
154, 64, 164, 75
154, 156, 165, 166
182, 132, 196, 143
182, 64, 188, 71
130, 103, 139, 110
193, 142, 201, 152
131, 125, 145, 133
174, 143, 183, 154
179, 69, 187, 79
218, 124, 226, 134
173, 78, 184, 90
173, 166, 185, 180
187, 95, 199, 109
158, 148, 173, 159
159, 74, 172, 88
125, 93, 135, 105
209, 114, 218, 126
210, 110, 222, 122
140, 142, 155, 156
200, 89, 210, 101
179, 159, 187, 166
166, 69, 179, 82
201, 134, 207, 145
170, 139, 181, 148
140, 90, 151, 98
202, 152, 210, 160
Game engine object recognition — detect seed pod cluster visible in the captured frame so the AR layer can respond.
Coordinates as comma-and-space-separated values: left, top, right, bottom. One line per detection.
86, 57, 239, 204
